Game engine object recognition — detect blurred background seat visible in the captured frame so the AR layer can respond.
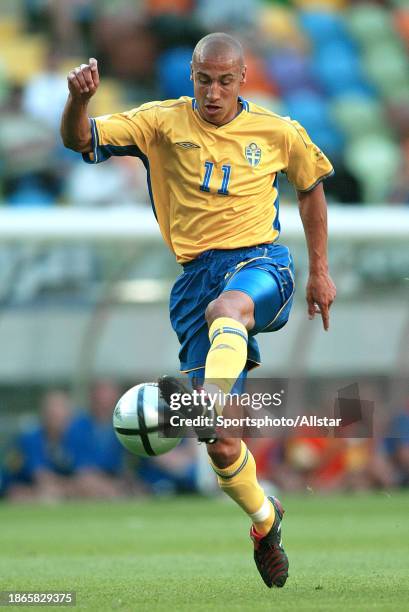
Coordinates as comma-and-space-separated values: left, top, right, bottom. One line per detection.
345, 135, 401, 203
266, 49, 315, 95
330, 94, 390, 141
363, 42, 409, 102
157, 46, 194, 99
345, 4, 395, 47
0, 0, 407, 210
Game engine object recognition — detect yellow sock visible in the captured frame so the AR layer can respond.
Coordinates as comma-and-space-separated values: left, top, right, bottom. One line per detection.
205, 317, 248, 396
209, 441, 275, 536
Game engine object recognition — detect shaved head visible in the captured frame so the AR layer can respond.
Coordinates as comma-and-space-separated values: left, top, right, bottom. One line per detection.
190, 32, 246, 126
192, 33, 244, 67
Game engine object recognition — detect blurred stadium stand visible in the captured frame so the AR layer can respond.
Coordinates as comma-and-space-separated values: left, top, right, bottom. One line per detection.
0, 0, 408, 497
0, 0, 408, 206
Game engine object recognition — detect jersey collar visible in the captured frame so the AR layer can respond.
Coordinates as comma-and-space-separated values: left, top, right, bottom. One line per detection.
191, 96, 249, 129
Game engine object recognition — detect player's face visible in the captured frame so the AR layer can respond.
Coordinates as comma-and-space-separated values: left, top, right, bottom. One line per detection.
191, 57, 246, 127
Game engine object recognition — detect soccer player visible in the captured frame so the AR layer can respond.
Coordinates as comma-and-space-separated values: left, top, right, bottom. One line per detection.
61, 32, 336, 589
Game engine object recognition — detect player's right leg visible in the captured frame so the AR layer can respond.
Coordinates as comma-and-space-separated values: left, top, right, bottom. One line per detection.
207, 436, 288, 587
204, 386, 289, 588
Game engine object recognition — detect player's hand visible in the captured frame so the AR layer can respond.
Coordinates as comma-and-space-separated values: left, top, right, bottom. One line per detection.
67, 58, 99, 101
306, 271, 336, 331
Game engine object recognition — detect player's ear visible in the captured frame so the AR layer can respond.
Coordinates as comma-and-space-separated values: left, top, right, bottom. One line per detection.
190, 62, 193, 81
240, 65, 247, 85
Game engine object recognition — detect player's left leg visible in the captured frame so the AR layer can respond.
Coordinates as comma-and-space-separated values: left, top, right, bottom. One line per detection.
203, 262, 293, 588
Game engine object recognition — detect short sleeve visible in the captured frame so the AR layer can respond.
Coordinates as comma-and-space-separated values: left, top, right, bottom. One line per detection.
284, 120, 334, 192
83, 102, 159, 164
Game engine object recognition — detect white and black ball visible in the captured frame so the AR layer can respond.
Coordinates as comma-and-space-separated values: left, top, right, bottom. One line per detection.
113, 383, 181, 457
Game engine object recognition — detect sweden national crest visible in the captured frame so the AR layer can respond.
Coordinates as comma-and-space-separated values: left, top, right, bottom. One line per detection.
245, 142, 262, 167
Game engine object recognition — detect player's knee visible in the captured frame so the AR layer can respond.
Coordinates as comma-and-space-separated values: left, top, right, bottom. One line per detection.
205, 294, 252, 329
207, 438, 241, 468
205, 297, 231, 325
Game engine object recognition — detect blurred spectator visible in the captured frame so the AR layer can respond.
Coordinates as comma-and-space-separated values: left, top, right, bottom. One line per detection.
68, 380, 130, 497
22, 49, 68, 130
241, 50, 278, 97
324, 161, 363, 204
389, 137, 409, 205
4, 172, 61, 207
0, 465, 7, 498
146, 0, 193, 16
342, 438, 396, 491
24, 0, 96, 55
4, 390, 89, 501
49, 0, 96, 56
247, 437, 301, 492
2, 381, 409, 501
284, 433, 346, 492
73, 380, 199, 497
64, 156, 150, 206
0, 86, 56, 204
23, 0, 52, 34
148, 14, 204, 52
258, 432, 394, 493
195, 0, 258, 30
157, 46, 194, 99
383, 401, 409, 486
0, 241, 95, 304
136, 439, 198, 495
94, 15, 157, 85
2, 0, 405, 209
335, 383, 399, 490
3, 386, 131, 502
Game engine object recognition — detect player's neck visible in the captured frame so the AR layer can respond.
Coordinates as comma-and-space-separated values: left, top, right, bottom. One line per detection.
200, 99, 243, 128
222, 100, 243, 126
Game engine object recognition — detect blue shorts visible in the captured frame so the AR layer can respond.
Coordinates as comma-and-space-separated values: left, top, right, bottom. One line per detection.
169, 243, 295, 377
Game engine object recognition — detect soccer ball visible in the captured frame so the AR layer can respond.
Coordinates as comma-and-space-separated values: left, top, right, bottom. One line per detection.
113, 382, 181, 457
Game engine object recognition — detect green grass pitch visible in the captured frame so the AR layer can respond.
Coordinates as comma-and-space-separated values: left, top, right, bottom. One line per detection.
1, 492, 409, 611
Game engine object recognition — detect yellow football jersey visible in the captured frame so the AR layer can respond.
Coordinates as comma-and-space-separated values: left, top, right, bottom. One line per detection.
84, 96, 333, 263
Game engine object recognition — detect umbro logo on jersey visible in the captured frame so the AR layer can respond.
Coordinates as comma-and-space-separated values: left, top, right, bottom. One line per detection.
245, 142, 262, 167
175, 141, 201, 149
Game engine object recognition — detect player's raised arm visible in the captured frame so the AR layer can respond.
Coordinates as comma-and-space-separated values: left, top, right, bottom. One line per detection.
60, 58, 100, 153
297, 183, 336, 331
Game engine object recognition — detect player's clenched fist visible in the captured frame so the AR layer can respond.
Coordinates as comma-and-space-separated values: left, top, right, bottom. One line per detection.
67, 58, 99, 100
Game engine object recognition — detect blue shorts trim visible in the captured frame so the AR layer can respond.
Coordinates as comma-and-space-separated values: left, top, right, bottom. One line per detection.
169, 243, 295, 373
